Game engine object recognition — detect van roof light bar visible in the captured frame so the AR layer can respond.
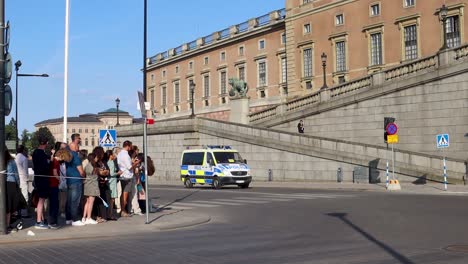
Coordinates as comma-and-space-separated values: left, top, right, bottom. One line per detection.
205, 145, 232, 149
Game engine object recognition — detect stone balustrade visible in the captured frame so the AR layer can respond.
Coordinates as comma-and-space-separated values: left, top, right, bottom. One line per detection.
384, 55, 437, 81
329, 76, 372, 98
286, 92, 320, 111
248, 106, 278, 123
148, 8, 286, 65
249, 48, 462, 124
455, 43, 468, 60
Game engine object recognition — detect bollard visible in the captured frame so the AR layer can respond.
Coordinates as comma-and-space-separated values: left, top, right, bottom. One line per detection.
337, 167, 343, 183
268, 169, 273, 181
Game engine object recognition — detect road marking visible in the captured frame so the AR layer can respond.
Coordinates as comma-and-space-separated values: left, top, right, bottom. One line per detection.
234, 197, 292, 202
156, 204, 193, 210
215, 199, 268, 204
173, 202, 219, 208
195, 200, 245, 206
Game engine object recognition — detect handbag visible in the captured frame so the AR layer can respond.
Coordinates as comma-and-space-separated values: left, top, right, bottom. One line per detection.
58, 164, 67, 190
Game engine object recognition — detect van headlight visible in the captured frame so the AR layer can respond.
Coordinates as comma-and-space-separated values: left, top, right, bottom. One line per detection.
223, 170, 232, 176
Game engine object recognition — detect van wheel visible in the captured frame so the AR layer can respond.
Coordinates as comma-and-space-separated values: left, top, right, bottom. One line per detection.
239, 183, 250, 189
212, 178, 222, 189
184, 177, 193, 188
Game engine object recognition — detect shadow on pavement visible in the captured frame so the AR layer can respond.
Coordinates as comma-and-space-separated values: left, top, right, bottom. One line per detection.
148, 190, 200, 224
327, 212, 415, 264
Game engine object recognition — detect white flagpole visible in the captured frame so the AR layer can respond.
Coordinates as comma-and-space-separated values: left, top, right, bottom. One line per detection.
63, 0, 70, 142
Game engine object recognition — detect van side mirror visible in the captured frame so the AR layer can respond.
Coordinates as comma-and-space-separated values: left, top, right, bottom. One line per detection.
243, 159, 247, 164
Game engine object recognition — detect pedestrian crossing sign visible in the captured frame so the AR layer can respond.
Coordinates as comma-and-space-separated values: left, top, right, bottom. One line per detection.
436, 134, 449, 149
99, 129, 117, 148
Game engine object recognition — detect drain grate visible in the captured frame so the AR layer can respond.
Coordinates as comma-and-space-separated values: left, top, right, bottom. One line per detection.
444, 245, 468, 253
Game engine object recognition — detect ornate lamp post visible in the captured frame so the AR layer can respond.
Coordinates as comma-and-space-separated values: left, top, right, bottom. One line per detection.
321, 52, 328, 89
115, 97, 120, 126
15, 60, 49, 150
189, 80, 195, 118
439, 4, 449, 51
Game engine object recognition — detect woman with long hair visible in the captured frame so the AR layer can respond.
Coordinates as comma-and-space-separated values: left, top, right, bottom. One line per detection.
82, 146, 108, 224
105, 149, 120, 220
5, 147, 20, 233
49, 145, 72, 228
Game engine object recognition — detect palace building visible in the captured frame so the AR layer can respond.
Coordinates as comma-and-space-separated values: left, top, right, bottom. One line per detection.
147, 0, 466, 121
35, 108, 135, 153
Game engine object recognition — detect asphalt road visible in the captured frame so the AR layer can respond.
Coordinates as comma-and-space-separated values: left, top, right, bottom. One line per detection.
1, 185, 468, 264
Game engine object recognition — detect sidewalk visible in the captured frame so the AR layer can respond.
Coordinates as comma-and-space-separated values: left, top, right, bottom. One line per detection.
152, 179, 468, 196
0, 209, 210, 243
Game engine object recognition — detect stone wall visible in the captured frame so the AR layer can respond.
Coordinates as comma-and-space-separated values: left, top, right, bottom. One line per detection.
272, 66, 468, 160
117, 118, 466, 185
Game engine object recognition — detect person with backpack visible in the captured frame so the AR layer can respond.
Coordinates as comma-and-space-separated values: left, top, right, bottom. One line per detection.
135, 153, 155, 214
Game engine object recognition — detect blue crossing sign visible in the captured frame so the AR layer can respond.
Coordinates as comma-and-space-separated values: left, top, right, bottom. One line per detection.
436, 134, 449, 149
99, 129, 117, 148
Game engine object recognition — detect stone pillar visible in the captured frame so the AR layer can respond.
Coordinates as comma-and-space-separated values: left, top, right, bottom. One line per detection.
319, 89, 331, 102
438, 49, 456, 67
229, 97, 250, 124
248, 18, 258, 29
230, 25, 239, 35
196, 37, 204, 47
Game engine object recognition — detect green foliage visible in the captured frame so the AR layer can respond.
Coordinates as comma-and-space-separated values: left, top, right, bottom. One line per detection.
5, 117, 17, 140
21, 129, 32, 151
31, 127, 56, 155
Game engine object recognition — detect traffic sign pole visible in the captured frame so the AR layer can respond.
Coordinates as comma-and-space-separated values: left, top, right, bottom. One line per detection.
443, 156, 447, 191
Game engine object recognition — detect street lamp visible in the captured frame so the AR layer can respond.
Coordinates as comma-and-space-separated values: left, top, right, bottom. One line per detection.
189, 80, 195, 118
439, 4, 449, 51
15, 60, 49, 150
321, 52, 328, 89
115, 97, 120, 126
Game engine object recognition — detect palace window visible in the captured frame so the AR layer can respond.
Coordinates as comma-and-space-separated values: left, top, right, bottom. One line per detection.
281, 57, 287, 83
336, 14, 344, 25
174, 82, 180, 104
370, 32, 383, 66
303, 24, 311, 34
220, 71, 227, 95
303, 48, 312, 78
404, 25, 418, 60
258, 61, 267, 87
370, 3, 380, 16
404, 0, 415, 8
238, 66, 245, 81
259, 40, 265, 50
203, 75, 210, 98
162, 86, 167, 106
335, 41, 346, 72
447, 16, 461, 48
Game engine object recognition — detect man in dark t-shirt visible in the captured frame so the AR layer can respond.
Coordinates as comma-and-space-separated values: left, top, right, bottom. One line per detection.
32, 136, 50, 229
297, 120, 305, 134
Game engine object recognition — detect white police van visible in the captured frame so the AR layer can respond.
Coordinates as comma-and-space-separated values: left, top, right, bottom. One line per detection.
180, 146, 252, 189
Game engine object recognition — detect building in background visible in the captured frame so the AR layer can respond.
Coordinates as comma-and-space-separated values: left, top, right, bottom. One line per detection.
147, 0, 466, 120
34, 108, 134, 152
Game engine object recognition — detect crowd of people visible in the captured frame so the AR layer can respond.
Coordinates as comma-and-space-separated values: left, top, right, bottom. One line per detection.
4, 133, 154, 233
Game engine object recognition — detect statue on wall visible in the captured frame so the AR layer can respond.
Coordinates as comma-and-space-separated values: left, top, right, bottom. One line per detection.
228, 78, 249, 98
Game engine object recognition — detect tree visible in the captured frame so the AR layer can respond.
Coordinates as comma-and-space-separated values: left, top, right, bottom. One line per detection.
31, 127, 56, 155
21, 129, 32, 151
5, 117, 17, 140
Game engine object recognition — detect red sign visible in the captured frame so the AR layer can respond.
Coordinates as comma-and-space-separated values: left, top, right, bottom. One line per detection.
386, 123, 398, 135
146, 118, 154, 125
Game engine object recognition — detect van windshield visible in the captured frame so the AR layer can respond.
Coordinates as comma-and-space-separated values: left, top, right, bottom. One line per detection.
213, 152, 243, 164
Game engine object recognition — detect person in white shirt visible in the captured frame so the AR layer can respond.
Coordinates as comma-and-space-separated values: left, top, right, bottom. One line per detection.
117, 140, 140, 216
15, 145, 29, 217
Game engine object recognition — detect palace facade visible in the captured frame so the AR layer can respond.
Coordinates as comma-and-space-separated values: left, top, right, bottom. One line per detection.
147, 0, 466, 121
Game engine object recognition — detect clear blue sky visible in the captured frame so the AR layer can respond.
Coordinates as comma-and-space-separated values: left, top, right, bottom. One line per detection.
6, 0, 285, 134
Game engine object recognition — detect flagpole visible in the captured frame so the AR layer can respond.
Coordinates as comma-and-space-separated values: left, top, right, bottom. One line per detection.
63, 0, 70, 142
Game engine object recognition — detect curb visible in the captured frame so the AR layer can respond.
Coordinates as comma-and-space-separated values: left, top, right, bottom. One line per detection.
0, 213, 211, 244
